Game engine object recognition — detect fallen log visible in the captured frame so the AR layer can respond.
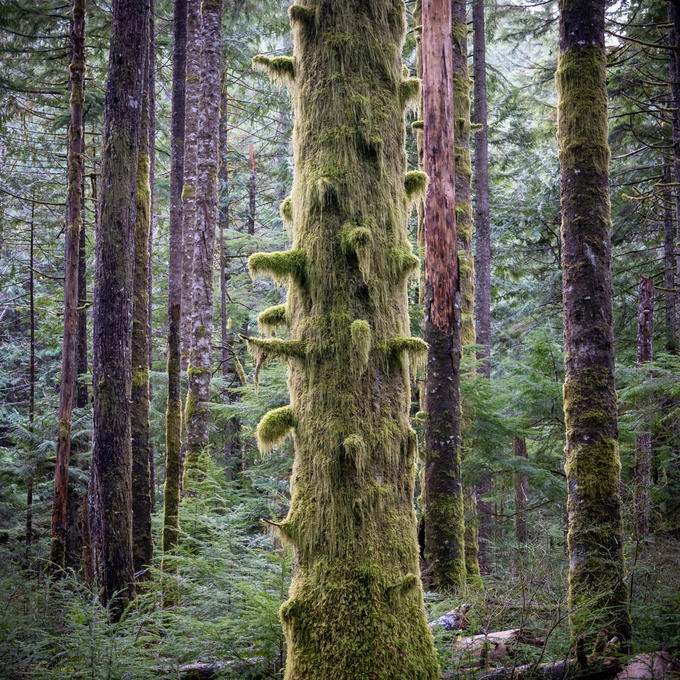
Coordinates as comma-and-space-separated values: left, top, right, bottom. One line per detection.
615, 651, 680, 679
428, 602, 473, 630
150, 657, 269, 679
472, 656, 622, 680
453, 628, 544, 666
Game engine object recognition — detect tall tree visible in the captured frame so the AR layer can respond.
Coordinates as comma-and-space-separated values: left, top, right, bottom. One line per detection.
422, 0, 466, 592
668, 1, 680, 344
472, 0, 493, 569
557, 0, 631, 644
162, 0, 187, 559
248, 0, 439, 675
88, 0, 149, 618
248, 142, 256, 235
131, 10, 153, 574
51, 0, 86, 570
182, 0, 222, 488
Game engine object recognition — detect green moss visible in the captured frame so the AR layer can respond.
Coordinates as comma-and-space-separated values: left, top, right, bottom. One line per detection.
244, 336, 306, 388
289, 3, 315, 26
256, 405, 296, 453
280, 195, 293, 230
404, 171, 427, 203
389, 245, 420, 280
451, 18, 468, 51
181, 184, 195, 200
399, 77, 421, 110
131, 366, 149, 390
340, 221, 373, 282
258, 304, 288, 335
411, 119, 423, 131
555, 46, 609, 174
342, 433, 367, 481
252, 54, 296, 85
350, 319, 371, 373
234, 356, 247, 386
386, 336, 428, 373
183, 390, 198, 430
248, 249, 306, 287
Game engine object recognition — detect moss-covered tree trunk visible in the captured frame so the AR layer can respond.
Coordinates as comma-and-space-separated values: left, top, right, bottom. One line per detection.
131, 17, 153, 574
634, 275, 653, 538
472, 0, 492, 570
248, 1, 439, 676
422, 0, 466, 593
182, 0, 222, 488
248, 142, 256, 235
51, 0, 86, 570
556, 0, 631, 645
89, 0, 148, 619
180, 0, 201, 371
162, 0, 186, 560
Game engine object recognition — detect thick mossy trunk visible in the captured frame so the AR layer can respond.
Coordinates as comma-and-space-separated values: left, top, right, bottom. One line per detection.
249, 2, 439, 677
182, 0, 222, 490
90, 0, 148, 619
51, 0, 86, 570
422, 0, 466, 593
162, 0, 186, 560
131, 29, 153, 574
556, 0, 631, 645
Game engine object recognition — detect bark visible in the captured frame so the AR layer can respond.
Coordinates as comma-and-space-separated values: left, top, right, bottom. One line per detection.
248, 142, 256, 235
162, 0, 186, 559
148, 2, 156, 512
634, 275, 653, 538
557, 0, 631, 644
248, 1, 440, 675
422, 0, 466, 593
662, 162, 677, 351
669, 1, 680, 347
472, 0, 493, 571
131, 14, 153, 574
26, 197, 35, 565
182, 0, 222, 490
89, 0, 149, 619
513, 436, 528, 545
76, 192, 88, 410
51, 0, 85, 570
180, 0, 202, 371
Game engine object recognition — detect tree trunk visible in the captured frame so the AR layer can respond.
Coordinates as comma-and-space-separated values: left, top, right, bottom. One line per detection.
148, 1, 156, 512
634, 275, 654, 538
89, 0, 149, 619
663, 162, 677, 352
51, 0, 85, 570
248, 1, 440, 675
180, 0, 202, 371
131, 14, 153, 575
668, 1, 680, 348
472, 0, 493, 571
422, 0, 466, 593
26, 196, 36, 565
183, 0, 222, 489
513, 436, 528, 545
557, 0, 631, 644
162, 0, 186, 559
248, 142, 255, 235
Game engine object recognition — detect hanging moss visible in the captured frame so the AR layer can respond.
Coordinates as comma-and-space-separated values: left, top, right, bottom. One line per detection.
280, 195, 294, 230
289, 3, 316, 27
256, 405, 296, 453
399, 77, 421, 109
234, 355, 248, 386
404, 171, 428, 203
244, 335, 306, 388
411, 120, 423, 131
340, 221, 373, 283
248, 249, 306, 286
451, 17, 468, 51
252, 54, 296, 85
350, 319, 371, 373
258, 304, 288, 335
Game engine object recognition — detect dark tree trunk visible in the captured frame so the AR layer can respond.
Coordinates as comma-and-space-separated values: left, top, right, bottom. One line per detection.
422, 0, 466, 592
131, 13, 153, 575
76, 193, 88, 410
663, 162, 677, 352
472, 0, 493, 571
162, 0, 186, 561
51, 0, 85, 570
148, 2, 156, 512
89, 0, 149, 619
247, 143, 256, 235
634, 275, 654, 538
26, 197, 36, 565
669, 1, 680, 347
513, 437, 528, 545
557, 0, 631, 644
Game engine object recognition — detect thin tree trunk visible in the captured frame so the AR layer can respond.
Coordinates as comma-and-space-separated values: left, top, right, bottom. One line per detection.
669, 1, 680, 347
472, 0, 493, 571
557, 0, 631, 644
148, 1, 156, 512
162, 0, 186, 561
89, 0, 149, 619
76, 192, 88, 410
422, 0, 466, 593
247, 143, 255, 235
183, 0, 222, 490
634, 275, 654, 538
513, 437, 528, 545
51, 0, 85, 569
663, 162, 677, 351
26, 196, 35, 565
180, 0, 202, 371
131, 14, 153, 575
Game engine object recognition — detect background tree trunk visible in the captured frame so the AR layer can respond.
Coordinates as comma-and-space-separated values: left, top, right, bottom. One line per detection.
89, 0, 149, 619
247, 142, 255, 235
557, 0, 631, 644
668, 1, 680, 347
513, 436, 528, 546
51, 0, 85, 570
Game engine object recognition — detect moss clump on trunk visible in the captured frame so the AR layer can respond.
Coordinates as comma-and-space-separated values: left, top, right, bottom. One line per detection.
250, 1, 439, 677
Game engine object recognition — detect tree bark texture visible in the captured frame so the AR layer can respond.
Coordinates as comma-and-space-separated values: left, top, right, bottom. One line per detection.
51, 0, 86, 570
557, 0, 631, 644
422, 0, 466, 593
26, 197, 35, 564
89, 0, 148, 618
248, 1, 439, 676
248, 142, 256, 235
163, 0, 186, 558
662, 163, 677, 352
669, 1, 680, 347
634, 275, 653, 538
131, 18, 153, 574
182, 0, 222, 490
180, 0, 201, 371
148, 1, 156, 512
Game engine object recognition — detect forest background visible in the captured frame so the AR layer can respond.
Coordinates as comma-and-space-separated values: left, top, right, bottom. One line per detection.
0, 0, 679, 678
